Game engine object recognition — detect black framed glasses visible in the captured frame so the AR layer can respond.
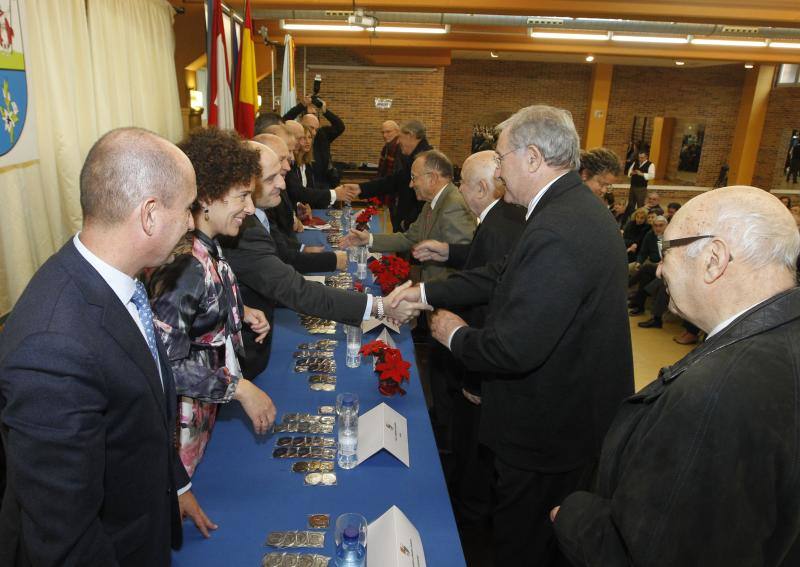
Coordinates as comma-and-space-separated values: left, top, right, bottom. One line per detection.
660, 234, 715, 256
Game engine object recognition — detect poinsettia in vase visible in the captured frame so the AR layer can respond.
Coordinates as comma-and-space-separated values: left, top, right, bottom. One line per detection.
359, 340, 411, 396
368, 254, 410, 295
355, 206, 379, 231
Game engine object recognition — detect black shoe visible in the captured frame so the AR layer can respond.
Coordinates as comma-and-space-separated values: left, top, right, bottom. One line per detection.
638, 317, 663, 328
629, 307, 644, 316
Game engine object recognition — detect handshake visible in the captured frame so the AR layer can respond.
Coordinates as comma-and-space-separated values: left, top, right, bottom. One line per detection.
377, 281, 431, 326
334, 183, 361, 203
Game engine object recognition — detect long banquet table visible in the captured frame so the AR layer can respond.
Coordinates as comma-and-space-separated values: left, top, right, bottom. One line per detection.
173, 211, 466, 566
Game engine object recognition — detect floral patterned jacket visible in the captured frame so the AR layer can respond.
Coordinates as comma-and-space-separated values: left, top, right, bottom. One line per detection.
148, 231, 245, 403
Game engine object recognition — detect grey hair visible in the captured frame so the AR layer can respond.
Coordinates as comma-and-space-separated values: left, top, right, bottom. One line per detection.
401, 120, 427, 141
685, 201, 800, 272
496, 105, 580, 170
417, 149, 453, 179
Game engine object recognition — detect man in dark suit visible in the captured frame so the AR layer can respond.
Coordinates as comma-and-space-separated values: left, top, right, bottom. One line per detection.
412, 151, 526, 531
220, 143, 426, 378
391, 106, 634, 566
283, 96, 345, 189
339, 120, 433, 232
0, 128, 215, 566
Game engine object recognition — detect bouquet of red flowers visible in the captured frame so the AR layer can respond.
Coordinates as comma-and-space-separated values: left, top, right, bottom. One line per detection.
368, 254, 410, 295
355, 206, 379, 231
359, 340, 411, 396
367, 197, 383, 207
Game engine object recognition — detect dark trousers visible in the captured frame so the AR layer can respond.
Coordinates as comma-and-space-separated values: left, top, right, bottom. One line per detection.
493, 456, 595, 567
428, 339, 460, 456
451, 394, 493, 526
649, 279, 669, 318
625, 184, 648, 216
630, 263, 658, 309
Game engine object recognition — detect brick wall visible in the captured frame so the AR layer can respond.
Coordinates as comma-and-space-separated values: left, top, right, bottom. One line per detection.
258, 47, 444, 166
604, 65, 745, 188
754, 86, 800, 191
439, 59, 592, 165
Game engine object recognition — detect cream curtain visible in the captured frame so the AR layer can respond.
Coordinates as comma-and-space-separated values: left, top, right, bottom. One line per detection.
0, 0, 182, 314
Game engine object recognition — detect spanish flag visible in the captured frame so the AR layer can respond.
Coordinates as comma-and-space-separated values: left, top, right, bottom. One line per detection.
234, 0, 257, 138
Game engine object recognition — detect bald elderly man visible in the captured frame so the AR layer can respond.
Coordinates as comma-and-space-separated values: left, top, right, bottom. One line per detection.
283, 95, 345, 188
378, 120, 401, 178
553, 186, 800, 566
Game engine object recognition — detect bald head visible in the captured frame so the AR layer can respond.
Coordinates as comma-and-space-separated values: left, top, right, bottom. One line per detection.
659, 185, 800, 332
284, 120, 304, 152
253, 133, 291, 176
301, 113, 320, 137
245, 141, 285, 209
80, 127, 194, 225
459, 151, 504, 217
381, 120, 400, 143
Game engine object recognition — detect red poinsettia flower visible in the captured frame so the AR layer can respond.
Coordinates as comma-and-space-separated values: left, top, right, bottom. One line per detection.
354, 281, 364, 292
360, 340, 389, 356
375, 348, 411, 384
368, 197, 382, 207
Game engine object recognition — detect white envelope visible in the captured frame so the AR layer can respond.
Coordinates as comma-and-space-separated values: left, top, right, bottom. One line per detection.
302, 275, 327, 284
356, 403, 409, 467
367, 506, 426, 567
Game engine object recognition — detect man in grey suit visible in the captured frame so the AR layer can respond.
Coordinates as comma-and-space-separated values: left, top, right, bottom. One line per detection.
0, 128, 214, 566
340, 150, 476, 283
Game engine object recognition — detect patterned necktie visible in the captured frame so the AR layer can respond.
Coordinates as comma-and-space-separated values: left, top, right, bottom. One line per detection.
422, 207, 433, 238
130, 280, 160, 365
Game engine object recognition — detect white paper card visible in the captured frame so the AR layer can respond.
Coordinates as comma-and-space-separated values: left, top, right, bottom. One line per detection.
377, 328, 396, 348
356, 403, 409, 467
303, 275, 327, 284
361, 317, 400, 334
367, 506, 426, 567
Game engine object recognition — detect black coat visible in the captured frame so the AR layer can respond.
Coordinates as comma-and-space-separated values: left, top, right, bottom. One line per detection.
358, 138, 432, 232
446, 199, 527, 394
285, 164, 331, 210
265, 195, 338, 274
283, 104, 345, 188
636, 229, 662, 264
555, 288, 800, 567
219, 215, 367, 377
0, 240, 187, 566
425, 171, 634, 471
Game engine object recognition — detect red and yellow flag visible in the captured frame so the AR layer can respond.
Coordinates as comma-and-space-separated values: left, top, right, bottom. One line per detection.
234, 0, 257, 138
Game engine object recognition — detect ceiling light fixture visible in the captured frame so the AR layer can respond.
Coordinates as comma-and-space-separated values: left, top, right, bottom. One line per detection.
373, 25, 449, 34
744, 63, 754, 69
531, 30, 610, 41
675, 61, 685, 66
611, 34, 689, 44
281, 22, 363, 32
769, 41, 800, 49
585, 55, 595, 62
690, 38, 768, 47
490, 51, 499, 58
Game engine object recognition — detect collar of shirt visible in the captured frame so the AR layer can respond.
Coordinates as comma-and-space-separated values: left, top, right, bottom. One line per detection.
73, 233, 137, 306
429, 183, 449, 210
706, 301, 763, 339
525, 172, 569, 221
254, 208, 270, 229
478, 199, 500, 224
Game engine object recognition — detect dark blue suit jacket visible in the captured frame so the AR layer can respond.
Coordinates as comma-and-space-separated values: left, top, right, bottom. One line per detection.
0, 240, 187, 566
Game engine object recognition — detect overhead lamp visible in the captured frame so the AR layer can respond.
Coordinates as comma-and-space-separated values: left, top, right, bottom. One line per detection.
490, 51, 499, 58
744, 63, 754, 69
675, 61, 685, 66
611, 34, 689, 45
531, 30, 610, 41
189, 89, 204, 110
769, 41, 800, 49
585, 55, 595, 62
281, 22, 363, 32
691, 38, 768, 47
372, 25, 449, 34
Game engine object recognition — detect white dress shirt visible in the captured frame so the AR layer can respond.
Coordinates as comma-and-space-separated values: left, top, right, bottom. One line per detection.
706, 302, 763, 339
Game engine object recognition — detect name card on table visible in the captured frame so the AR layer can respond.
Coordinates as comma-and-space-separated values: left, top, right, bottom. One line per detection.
356, 403, 409, 467
367, 506, 426, 567
302, 275, 327, 284
362, 316, 400, 334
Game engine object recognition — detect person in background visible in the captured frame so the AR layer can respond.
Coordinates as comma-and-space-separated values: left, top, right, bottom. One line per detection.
554, 186, 800, 567
0, 128, 211, 565
579, 147, 622, 201
148, 128, 277, 480
666, 201, 681, 221
283, 95, 345, 189
254, 112, 283, 135
780, 195, 792, 209
378, 120, 401, 178
625, 150, 655, 213
622, 207, 651, 262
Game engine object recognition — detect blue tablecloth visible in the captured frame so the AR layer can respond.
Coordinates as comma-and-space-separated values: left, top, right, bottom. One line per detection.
172, 214, 465, 566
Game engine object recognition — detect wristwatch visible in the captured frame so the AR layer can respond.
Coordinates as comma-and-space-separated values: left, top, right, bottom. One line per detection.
376, 296, 385, 320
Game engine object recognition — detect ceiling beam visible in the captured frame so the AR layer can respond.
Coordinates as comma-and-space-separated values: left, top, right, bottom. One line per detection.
251, 0, 800, 28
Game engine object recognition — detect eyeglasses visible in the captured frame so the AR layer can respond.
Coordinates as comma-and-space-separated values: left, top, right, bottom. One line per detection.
660, 234, 714, 256
410, 171, 432, 182
493, 147, 522, 166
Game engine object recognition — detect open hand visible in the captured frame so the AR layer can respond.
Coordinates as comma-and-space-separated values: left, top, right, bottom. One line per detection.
339, 229, 369, 249
179, 490, 218, 538
412, 239, 449, 262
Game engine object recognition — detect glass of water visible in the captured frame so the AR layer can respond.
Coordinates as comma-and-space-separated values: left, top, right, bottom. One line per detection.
345, 324, 362, 368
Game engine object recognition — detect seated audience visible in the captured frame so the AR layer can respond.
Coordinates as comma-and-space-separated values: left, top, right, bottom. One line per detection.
579, 147, 622, 200
622, 207, 651, 262
628, 215, 667, 316
666, 201, 681, 221
148, 129, 277, 478
645, 190, 662, 212
553, 186, 800, 567
780, 195, 792, 208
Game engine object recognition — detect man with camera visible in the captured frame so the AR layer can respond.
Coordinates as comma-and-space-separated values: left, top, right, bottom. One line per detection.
282, 78, 345, 190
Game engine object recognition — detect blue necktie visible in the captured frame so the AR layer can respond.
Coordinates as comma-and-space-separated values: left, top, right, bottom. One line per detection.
130, 280, 160, 365
261, 215, 271, 234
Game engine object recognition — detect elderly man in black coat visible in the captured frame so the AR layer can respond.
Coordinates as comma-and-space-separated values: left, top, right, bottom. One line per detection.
391, 105, 634, 566
553, 186, 800, 566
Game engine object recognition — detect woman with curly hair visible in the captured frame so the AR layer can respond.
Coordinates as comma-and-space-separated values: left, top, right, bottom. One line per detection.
579, 147, 622, 200
148, 128, 276, 478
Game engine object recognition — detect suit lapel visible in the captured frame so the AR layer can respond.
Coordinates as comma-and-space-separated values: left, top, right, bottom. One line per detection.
425, 183, 452, 239
59, 242, 169, 429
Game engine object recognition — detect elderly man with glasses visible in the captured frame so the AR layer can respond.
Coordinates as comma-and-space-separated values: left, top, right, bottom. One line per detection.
553, 185, 800, 567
